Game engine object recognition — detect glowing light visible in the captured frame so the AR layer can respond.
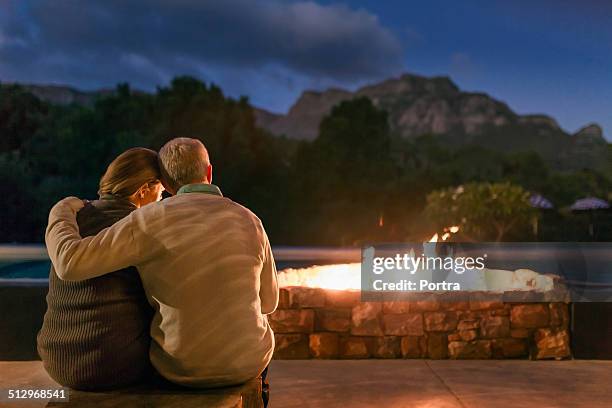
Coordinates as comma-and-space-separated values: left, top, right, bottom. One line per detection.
278, 263, 361, 290
277, 262, 554, 292
429, 225, 460, 242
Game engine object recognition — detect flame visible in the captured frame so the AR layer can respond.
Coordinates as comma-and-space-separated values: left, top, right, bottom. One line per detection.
278, 263, 361, 290
429, 225, 460, 242
277, 258, 553, 292
277, 225, 464, 290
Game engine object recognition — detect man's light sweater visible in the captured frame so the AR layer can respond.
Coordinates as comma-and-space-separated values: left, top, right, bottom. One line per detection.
45, 189, 278, 388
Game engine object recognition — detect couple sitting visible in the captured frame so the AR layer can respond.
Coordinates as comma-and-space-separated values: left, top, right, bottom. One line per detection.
38, 137, 277, 405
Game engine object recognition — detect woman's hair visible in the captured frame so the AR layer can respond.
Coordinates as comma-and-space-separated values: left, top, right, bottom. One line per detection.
98, 147, 161, 198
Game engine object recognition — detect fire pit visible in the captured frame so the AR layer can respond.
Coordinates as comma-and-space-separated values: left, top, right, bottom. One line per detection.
270, 263, 570, 360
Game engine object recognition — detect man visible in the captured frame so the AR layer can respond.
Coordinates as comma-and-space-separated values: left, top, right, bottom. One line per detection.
45, 138, 278, 396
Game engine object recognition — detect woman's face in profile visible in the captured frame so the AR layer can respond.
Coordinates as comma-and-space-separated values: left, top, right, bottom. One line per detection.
140, 182, 164, 207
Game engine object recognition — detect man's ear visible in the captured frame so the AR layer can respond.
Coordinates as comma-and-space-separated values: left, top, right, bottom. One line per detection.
206, 164, 213, 184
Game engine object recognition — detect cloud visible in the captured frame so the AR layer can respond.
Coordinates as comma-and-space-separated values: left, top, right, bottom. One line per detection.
449, 52, 481, 80
0, 0, 405, 92
401, 26, 426, 47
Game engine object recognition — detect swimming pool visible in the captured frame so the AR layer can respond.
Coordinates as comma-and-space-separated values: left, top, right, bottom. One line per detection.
0, 245, 361, 282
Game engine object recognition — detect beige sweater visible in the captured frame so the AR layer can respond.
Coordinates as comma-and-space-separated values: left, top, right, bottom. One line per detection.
45, 192, 278, 388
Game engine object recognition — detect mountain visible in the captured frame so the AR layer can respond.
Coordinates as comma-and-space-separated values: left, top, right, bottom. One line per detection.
254, 88, 353, 140
6, 84, 113, 106
254, 74, 525, 140
7, 76, 609, 172
254, 73, 609, 171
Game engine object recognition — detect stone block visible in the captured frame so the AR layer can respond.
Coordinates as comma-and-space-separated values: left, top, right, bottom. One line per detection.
491, 305, 511, 316
269, 309, 314, 333
549, 303, 569, 327
457, 319, 479, 331
510, 328, 529, 338
401, 336, 427, 358
480, 316, 510, 339
351, 302, 383, 336
382, 301, 411, 314
383, 313, 424, 336
410, 294, 441, 311
427, 333, 449, 359
274, 334, 310, 359
448, 333, 461, 342
448, 340, 491, 359
424, 312, 458, 332
373, 336, 401, 358
440, 301, 470, 311
325, 290, 361, 308
315, 308, 351, 332
309, 333, 339, 359
491, 338, 528, 358
534, 328, 570, 359
469, 299, 505, 311
511, 304, 549, 328
287, 287, 326, 308
278, 288, 291, 309
339, 336, 371, 359
457, 310, 486, 321
458, 330, 478, 342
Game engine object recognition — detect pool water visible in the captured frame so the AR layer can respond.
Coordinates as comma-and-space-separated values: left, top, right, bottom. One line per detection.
0, 261, 52, 279
0, 260, 321, 280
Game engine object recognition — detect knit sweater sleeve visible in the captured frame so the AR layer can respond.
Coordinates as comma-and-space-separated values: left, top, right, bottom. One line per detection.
45, 197, 145, 281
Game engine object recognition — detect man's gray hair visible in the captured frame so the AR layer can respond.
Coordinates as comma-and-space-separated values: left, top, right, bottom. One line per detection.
158, 138, 210, 191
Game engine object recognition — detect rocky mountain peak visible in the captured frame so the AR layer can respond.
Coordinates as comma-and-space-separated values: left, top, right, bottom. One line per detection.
358, 73, 459, 99
9, 83, 109, 106
574, 123, 604, 140
252, 72, 609, 172
287, 88, 352, 117
256, 72, 518, 140
518, 114, 560, 130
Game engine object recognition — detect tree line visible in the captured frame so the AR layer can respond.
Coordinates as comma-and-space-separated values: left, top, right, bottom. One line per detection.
1, 76, 611, 244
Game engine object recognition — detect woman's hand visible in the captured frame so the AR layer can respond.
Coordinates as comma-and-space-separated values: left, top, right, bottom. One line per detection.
50, 197, 88, 217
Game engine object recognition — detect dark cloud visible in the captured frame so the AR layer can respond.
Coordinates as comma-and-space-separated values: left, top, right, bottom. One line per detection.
0, 0, 405, 90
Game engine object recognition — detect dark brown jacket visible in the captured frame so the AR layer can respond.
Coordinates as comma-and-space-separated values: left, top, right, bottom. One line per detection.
37, 197, 153, 390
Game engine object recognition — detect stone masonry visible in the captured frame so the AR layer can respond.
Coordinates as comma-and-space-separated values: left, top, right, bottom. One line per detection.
269, 287, 571, 360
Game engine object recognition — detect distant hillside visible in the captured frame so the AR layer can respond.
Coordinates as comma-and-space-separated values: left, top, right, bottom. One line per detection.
4, 83, 115, 106
6, 76, 609, 172
254, 73, 609, 172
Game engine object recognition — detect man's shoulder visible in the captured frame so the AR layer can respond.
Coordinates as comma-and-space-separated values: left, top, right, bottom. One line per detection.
225, 199, 262, 223
153, 194, 262, 222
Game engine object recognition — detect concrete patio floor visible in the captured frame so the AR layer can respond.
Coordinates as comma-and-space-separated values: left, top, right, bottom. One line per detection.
268, 360, 612, 408
1, 360, 611, 407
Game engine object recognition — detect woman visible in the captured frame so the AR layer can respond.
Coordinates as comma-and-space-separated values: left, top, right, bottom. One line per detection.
38, 147, 164, 390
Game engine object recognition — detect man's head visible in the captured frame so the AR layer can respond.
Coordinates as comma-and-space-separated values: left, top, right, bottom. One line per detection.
158, 137, 212, 195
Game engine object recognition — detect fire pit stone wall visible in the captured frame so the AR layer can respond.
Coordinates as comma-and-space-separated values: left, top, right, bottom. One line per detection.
269, 287, 571, 360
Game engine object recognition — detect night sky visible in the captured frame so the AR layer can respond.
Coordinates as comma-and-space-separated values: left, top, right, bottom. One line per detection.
1, 0, 610, 137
